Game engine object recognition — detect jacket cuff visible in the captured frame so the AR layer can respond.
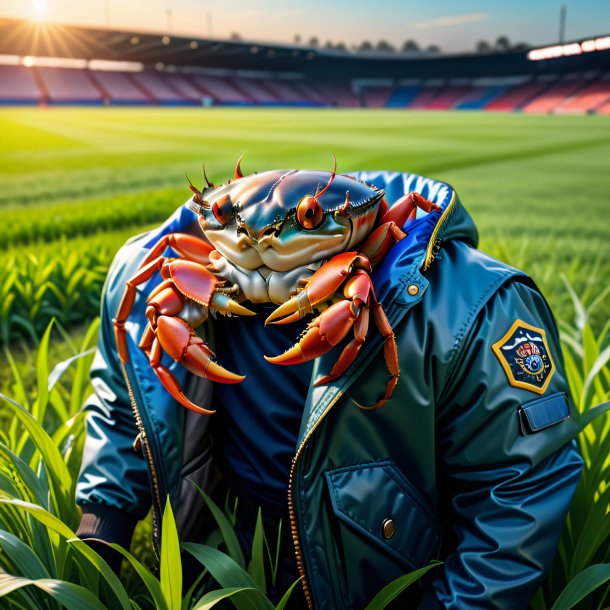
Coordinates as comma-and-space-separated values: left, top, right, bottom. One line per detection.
77, 505, 139, 573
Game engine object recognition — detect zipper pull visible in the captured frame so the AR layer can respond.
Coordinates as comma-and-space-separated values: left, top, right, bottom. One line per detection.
133, 431, 144, 454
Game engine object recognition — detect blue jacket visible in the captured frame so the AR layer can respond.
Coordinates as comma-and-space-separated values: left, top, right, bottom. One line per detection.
76, 170, 583, 609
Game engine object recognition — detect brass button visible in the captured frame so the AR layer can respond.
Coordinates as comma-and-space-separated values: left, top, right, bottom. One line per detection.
382, 518, 396, 540
407, 284, 419, 296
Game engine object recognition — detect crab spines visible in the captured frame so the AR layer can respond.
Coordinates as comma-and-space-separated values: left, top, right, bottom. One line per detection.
202, 164, 215, 189
185, 173, 202, 202
233, 152, 245, 180
316, 153, 337, 199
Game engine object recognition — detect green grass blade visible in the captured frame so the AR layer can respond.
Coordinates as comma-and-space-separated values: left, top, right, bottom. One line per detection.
550, 564, 610, 610
0, 498, 131, 610
247, 508, 266, 593
364, 562, 442, 610
0, 573, 108, 610
0, 392, 75, 523
191, 482, 246, 568
0, 530, 50, 580
182, 543, 273, 610
33, 320, 54, 426
160, 499, 182, 610
192, 586, 261, 610
274, 578, 303, 610
105, 542, 169, 610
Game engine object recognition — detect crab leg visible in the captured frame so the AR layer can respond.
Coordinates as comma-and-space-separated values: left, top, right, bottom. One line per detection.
314, 307, 370, 386
115, 256, 172, 363
140, 233, 215, 268
148, 333, 216, 415
354, 303, 399, 411
361, 192, 440, 267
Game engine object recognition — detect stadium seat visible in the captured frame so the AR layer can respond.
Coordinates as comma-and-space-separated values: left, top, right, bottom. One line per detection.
88, 70, 151, 104
485, 81, 550, 111
553, 75, 610, 114
37, 67, 103, 104
521, 76, 589, 114
0, 65, 42, 103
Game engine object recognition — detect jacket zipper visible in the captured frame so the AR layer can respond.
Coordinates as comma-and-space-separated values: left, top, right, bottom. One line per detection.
121, 361, 163, 549
422, 191, 456, 271
288, 389, 344, 609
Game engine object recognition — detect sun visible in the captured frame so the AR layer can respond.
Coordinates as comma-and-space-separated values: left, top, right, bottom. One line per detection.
31, 0, 48, 21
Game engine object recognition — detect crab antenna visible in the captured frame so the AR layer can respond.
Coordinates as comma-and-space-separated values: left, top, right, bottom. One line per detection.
202, 164, 215, 188
233, 152, 245, 180
185, 173, 201, 199
316, 154, 337, 199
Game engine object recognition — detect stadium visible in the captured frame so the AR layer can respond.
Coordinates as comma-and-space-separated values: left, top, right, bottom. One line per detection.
1, 7, 610, 610
1, 17, 610, 111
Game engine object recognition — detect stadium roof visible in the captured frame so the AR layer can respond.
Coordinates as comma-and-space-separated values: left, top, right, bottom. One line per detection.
1, 18, 609, 80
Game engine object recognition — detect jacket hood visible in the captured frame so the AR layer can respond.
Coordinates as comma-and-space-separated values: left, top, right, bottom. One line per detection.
349, 170, 478, 310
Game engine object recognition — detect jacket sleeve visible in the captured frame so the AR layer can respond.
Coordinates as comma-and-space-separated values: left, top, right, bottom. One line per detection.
429, 279, 584, 610
75, 248, 152, 544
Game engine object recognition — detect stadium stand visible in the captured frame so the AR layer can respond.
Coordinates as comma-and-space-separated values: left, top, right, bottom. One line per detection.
407, 81, 444, 109
424, 83, 472, 110
311, 81, 360, 107
485, 80, 551, 111
1, 19, 609, 112
229, 78, 279, 104
290, 81, 328, 105
521, 74, 589, 113
88, 70, 150, 104
386, 85, 421, 108
37, 67, 103, 103
162, 73, 207, 103
553, 74, 610, 113
129, 71, 191, 104
596, 99, 610, 114
188, 74, 249, 105
0, 65, 41, 103
455, 83, 506, 109
261, 79, 323, 106
362, 86, 393, 108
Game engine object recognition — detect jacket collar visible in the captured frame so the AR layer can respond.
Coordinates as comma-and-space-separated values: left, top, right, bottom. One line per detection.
298, 171, 478, 442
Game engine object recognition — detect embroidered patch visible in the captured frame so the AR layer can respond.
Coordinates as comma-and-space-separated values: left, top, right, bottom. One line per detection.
492, 320, 555, 394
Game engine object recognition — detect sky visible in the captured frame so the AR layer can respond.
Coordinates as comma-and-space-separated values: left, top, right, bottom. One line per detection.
0, 0, 609, 53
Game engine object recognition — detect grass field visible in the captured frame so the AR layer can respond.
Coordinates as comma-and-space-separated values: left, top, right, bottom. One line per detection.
0, 107, 609, 609
1, 107, 609, 346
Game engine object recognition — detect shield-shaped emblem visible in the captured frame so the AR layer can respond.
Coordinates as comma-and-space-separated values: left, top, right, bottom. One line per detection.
492, 320, 555, 394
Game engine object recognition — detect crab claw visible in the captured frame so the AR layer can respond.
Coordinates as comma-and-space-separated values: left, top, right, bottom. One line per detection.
265, 251, 370, 326
211, 292, 256, 317
265, 300, 358, 365
156, 315, 245, 384
153, 364, 217, 415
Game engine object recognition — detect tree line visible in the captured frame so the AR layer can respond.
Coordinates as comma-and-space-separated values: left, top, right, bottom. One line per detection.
230, 32, 530, 55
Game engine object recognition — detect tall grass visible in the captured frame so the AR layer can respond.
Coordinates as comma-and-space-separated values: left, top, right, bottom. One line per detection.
0, 279, 609, 608
0, 321, 435, 609
0, 189, 182, 248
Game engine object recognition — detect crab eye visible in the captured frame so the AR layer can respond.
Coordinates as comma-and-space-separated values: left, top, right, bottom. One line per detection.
296, 195, 325, 230
212, 194, 233, 226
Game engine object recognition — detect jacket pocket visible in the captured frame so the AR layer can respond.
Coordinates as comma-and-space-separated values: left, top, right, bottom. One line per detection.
325, 459, 439, 571
518, 392, 570, 435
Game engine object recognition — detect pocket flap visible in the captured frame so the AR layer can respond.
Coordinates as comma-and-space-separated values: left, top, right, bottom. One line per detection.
519, 392, 570, 434
325, 460, 438, 569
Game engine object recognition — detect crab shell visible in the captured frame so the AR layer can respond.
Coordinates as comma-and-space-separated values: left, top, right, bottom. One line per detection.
188, 169, 384, 275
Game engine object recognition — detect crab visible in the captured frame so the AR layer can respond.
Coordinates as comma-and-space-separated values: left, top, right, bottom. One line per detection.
114, 158, 440, 414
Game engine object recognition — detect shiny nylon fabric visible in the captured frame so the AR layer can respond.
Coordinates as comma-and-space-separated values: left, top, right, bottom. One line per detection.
76, 171, 583, 609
